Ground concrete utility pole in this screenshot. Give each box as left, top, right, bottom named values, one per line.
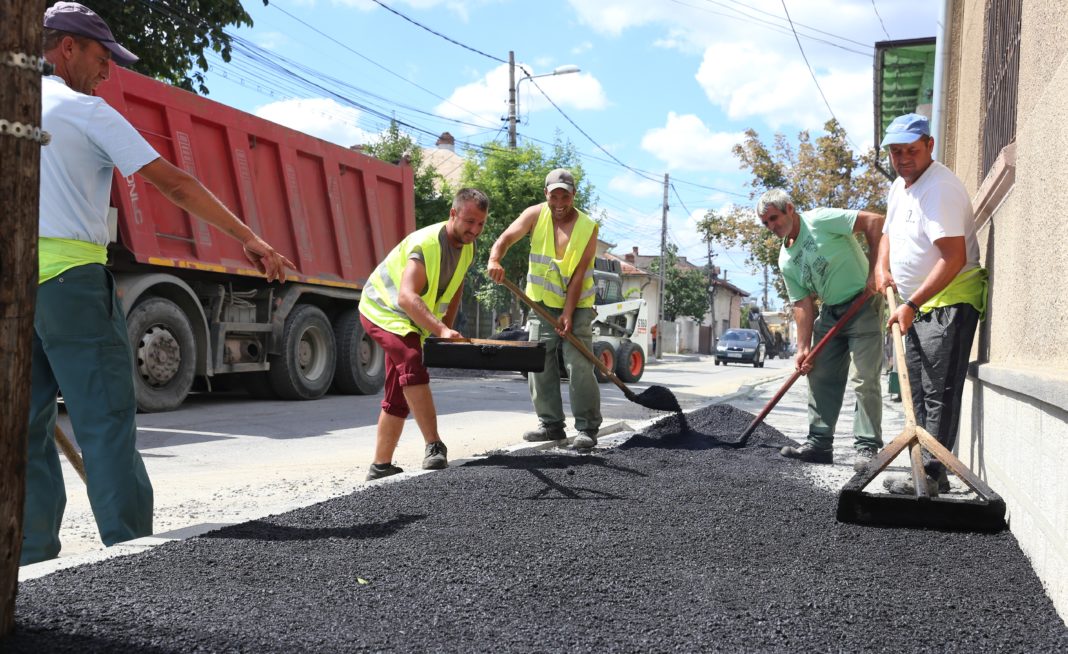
left=656, top=173, right=668, bottom=360
left=1, top=0, right=46, bottom=635
left=506, top=51, right=517, bottom=148
left=763, top=264, right=770, bottom=310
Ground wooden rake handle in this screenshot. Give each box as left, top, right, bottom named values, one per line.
left=737, top=288, right=873, bottom=445
left=55, top=424, right=87, bottom=484
left=499, top=277, right=638, bottom=402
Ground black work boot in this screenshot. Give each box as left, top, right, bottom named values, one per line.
left=780, top=442, right=833, bottom=464
left=522, top=424, right=567, bottom=442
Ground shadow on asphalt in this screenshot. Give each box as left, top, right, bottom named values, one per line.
left=200, top=514, right=426, bottom=542
left=465, top=452, right=646, bottom=501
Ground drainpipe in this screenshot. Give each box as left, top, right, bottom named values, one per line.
left=932, top=0, right=952, bottom=161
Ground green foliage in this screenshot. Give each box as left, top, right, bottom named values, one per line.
left=459, top=135, right=595, bottom=312
left=648, top=245, right=709, bottom=322
left=73, top=0, right=261, bottom=95
left=698, top=119, right=890, bottom=306
left=362, top=121, right=451, bottom=230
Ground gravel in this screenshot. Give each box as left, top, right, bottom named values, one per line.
left=6, top=403, right=1066, bottom=652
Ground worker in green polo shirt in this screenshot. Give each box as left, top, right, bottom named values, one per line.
left=757, top=188, right=886, bottom=472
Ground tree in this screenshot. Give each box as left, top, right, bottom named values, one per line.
left=362, top=121, right=452, bottom=230
left=649, top=245, right=709, bottom=322
left=70, top=0, right=261, bottom=94
left=458, top=135, right=595, bottom=314
left=698, top=119, right=889, bottom=306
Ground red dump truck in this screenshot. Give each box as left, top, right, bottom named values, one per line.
left=95, top=67, right=415, bottom=412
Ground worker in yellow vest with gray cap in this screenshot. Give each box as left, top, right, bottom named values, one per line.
left=359, top=188, right=489, bottom=480
left=488, top=169, right=601, bottom=449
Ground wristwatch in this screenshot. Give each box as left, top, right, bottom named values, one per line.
left=904, top=299, right=920, bottom=312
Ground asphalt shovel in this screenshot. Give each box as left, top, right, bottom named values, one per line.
left=500, top=277, right=681, bottom=413
left=835, top=288, right=1006, bottom=531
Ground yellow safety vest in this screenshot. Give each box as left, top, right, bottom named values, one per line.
left=525, top=204, right=596, bottom=309
left=359, top=221, right=473, bottom=338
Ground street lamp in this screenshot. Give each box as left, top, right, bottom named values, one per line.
left=506, top=51, right=580, bottom=148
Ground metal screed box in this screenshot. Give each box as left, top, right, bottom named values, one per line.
left=423, top=338, right=546, bottom=372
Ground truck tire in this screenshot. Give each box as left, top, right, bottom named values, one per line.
left=331, top=308, right=385, bottom=395
left=615, top=341, right=645, bottom=383
left=592, top=341, right=615, bottom=384
left=269, top=304, right=336, bottom=400
left=127, top=297, right=196, bottom=412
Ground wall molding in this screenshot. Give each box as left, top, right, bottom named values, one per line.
left=971, top=361, right=1068, bottom=414
left=973, top=142, right=1017, bottom=232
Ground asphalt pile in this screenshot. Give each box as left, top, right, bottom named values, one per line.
left=7, top=403, right=1067, bottom=652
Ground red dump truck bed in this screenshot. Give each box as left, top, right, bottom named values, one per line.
left=97, top=66, right=415, bottom=287
left=89, top=67, right=417, bottom=412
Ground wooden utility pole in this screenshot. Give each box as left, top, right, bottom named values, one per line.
left=1, top=0, right=46, bottom=635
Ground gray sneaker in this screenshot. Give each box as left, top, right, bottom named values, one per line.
left=423, top=440, right=448, bottom=470
left=853, top=447, right=879, bottom=473
left=366, top=462, right=403, bottom=481
left=573, top=431, right=598, bottom=450
left=522, top=425, right=567, bottom=442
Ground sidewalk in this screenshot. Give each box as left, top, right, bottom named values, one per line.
left=8, top=375, right=1066, bottom=651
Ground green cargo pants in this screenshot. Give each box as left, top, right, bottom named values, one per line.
left=22, top=264, right=153, bottom=565
left=805, top=294, right=884, bottom=452
left=527, top=305, right=602, bottom=433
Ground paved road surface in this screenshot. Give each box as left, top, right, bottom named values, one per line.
left=48, top=355, right=790, bottom=560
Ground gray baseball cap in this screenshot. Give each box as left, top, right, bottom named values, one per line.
left=44, top=2, right=138, bottom=66
left=545, top=168, right=575, bottom=193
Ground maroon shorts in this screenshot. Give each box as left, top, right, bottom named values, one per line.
left=360, top=313, right=430, bottom=418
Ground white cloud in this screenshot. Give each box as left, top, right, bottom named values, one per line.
left=640, top=113, right=745, bottom=172
left=254, top=98, right=376, bottom=147
left=608, top=172, right=662, bottom=199
left=695, top=42, right=873, bottom=149
left=435, top=62, right=607, bottom=134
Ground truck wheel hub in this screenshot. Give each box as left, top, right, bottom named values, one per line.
left=138, top=326, right=181, bottom=386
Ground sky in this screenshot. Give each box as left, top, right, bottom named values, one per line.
left=192, top=0, right=941, bottom=301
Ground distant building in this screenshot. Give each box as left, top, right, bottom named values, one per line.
left=421, top=131, right=465, bottom=191
left=605, top=246, right=749, bottom=354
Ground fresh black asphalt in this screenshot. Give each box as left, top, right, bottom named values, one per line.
left=6, top=404, right=1067, bottom=652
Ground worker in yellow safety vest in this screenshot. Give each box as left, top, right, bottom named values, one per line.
left=487, top=169, right=601, bottom=449
left=359, top=188, right=489, bottom=480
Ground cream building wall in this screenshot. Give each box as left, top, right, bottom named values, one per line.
left=941, top=0, right=1068, bottom=622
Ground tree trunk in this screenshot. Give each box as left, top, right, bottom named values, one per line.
left=0, top=0, right=45, bottom=636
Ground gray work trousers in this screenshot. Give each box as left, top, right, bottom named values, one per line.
left=527, top=305, right=602, bottom=433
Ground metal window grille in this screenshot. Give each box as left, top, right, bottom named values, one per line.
left=981, top=0, right=1022, bottom=178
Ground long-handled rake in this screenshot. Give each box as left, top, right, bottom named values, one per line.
left=835, top=288, right=1006, bottom=531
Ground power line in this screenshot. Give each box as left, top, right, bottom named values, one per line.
left=870, top=1, right=892, bottom=40
left=667, top=0, right=871, bottom=56
left=368, top=0, right=507, bottom=64
left=778, top=0, right=862, bottom=152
